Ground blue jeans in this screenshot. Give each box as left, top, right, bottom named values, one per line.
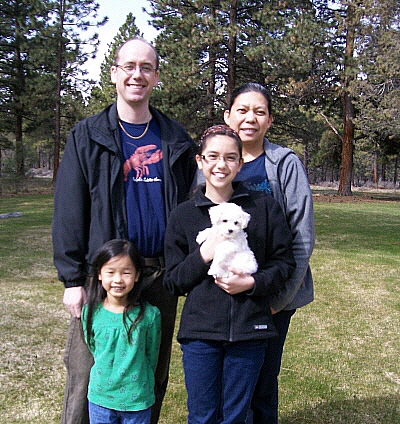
left=249, top=309, right=296, bottom=424
left=181, top=339, right=267, bottom=424
left=88, top=402, right=151, bottom=424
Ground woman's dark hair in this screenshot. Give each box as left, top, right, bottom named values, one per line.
left=228, top=82, right=272, bottom=116
left=198, top=124, right=242, bottom=158
left=84, top=239, right=145, bottom=349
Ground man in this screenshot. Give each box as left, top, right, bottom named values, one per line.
left=52, top=37, right=196, bottom=424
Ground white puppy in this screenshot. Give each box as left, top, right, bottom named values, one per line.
left=196, top=203, right=258, bottom=278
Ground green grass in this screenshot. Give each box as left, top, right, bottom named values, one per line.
left=0, top=194, right=399, bottom=423
left=0, top=194, right=65, bottom=423
left=279, top=201, right=400, bottom=423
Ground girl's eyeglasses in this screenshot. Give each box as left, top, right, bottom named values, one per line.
left=200, top=154, right=241, bottom=164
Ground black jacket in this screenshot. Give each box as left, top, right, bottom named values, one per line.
left=164, top=184, right=296, bottom=342
left=52, top=103, right=196, bottom=288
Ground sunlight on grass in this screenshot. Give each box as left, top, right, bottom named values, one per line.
left=277, top=201, right=400, bottom=423
left=0, top=194, right=399, bottom=423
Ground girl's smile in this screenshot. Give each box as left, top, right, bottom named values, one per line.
left=196, top=135, right=243, bottom=204
left=99, top=254, right=140, bottom=308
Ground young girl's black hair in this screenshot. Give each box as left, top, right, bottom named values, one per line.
left=84, top=239, right=145, bottom=349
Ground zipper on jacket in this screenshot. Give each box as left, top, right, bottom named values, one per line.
left=229, top=295, right=235, bottom=342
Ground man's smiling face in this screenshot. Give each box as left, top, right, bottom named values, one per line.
left=111, top=39, right=159, bottom=108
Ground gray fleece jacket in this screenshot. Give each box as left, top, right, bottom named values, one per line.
left=194, top=138, right=314, bottom=311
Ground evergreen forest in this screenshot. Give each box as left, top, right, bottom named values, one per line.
left=1, top=0, right=399, bottom=195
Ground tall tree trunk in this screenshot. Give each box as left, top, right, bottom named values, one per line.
left=206, top=4, right=217, bottom=128
left=53, top=36, right=62, bottom=182
left=226, top=0, right=237, bottom=107
left=14, top=21, right=25, bottom=177
left=15, top=112, right=24, bottom=176
left=53, top=2, right=65, bottom=183
left=338, top=5, right=356, bottom=196
left=339, top=92, right=354, bottom=195
left=373, top=149, right=378, bottom=185
left=53, top=33, right=62, bottom=182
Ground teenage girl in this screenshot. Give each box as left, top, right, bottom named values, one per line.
left=81, top=239, right=161, bottom=424
left=163, top=125, right=296, bottom=424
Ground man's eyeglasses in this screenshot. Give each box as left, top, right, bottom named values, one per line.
left=200, top=154, right=241, bottom=164
left=116, top=64, right=156, bottom=75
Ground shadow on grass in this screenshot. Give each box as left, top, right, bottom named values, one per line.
left=280, top=394, right=400, bottom=424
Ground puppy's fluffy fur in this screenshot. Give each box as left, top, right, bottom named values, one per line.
left=196, top=203, right=258, bottom=278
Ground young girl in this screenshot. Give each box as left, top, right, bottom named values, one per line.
left=81, top=239, right=161, bottom=424
left=164, top=125, right=296, bottom=423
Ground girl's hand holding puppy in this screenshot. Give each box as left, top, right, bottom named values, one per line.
left=199, top=228, right=256, bottom=295
left=199, top=227, right=227, bottom=264
left=214, top=268, right=255, bottom=295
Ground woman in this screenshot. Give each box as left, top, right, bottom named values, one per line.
left=223, top=82, right=315, bottom=424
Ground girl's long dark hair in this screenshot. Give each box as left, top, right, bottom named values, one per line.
left=84, top=239, right=145, bottom=349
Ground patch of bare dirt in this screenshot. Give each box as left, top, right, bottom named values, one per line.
left=314, top=194, right=382, bottom=203
left=312, top=186, right=400, bottom=203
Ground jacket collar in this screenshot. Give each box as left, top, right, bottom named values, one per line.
left=194, top=182, right=251, bottom=207
left=89, top=104, right=120, bottom=153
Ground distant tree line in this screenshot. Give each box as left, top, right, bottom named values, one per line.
left=1, top=0, right=399, bottom=195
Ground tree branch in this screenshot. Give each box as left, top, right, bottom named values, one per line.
left=320, top=112, right=343, bottom=142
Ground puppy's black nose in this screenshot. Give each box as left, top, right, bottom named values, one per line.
left=228, top=229, right=233, bottom=233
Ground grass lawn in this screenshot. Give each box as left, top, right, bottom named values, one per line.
left=0, top=191, right=399, bottom=423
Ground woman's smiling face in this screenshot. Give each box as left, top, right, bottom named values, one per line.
left=224, top=91, right=273, bottom=147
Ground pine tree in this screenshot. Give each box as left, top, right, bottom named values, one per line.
left=47, top=0, right=107, bottom=180
left=95, top=0, right=399, bottom=189
left=350, top=0, right=400, bottom=185
left=0, top=0, right=48, bottom=175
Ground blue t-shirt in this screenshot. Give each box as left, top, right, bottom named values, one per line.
left=120, top=119, right=165, bottom=257
left=234, top=153, right=273, bottom=196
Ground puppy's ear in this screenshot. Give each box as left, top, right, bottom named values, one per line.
left=209, top=204, right=223, bottom=225
left=239, top=210, right=251, bottom=229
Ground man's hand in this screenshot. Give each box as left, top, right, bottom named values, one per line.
left=63, top=286, right=86, bottom=318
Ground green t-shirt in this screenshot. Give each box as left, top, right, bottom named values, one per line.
left=81, top=302, right=161, bottom=411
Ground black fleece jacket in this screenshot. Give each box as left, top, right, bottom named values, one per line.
left=164, top=183, right=296, bottom=342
